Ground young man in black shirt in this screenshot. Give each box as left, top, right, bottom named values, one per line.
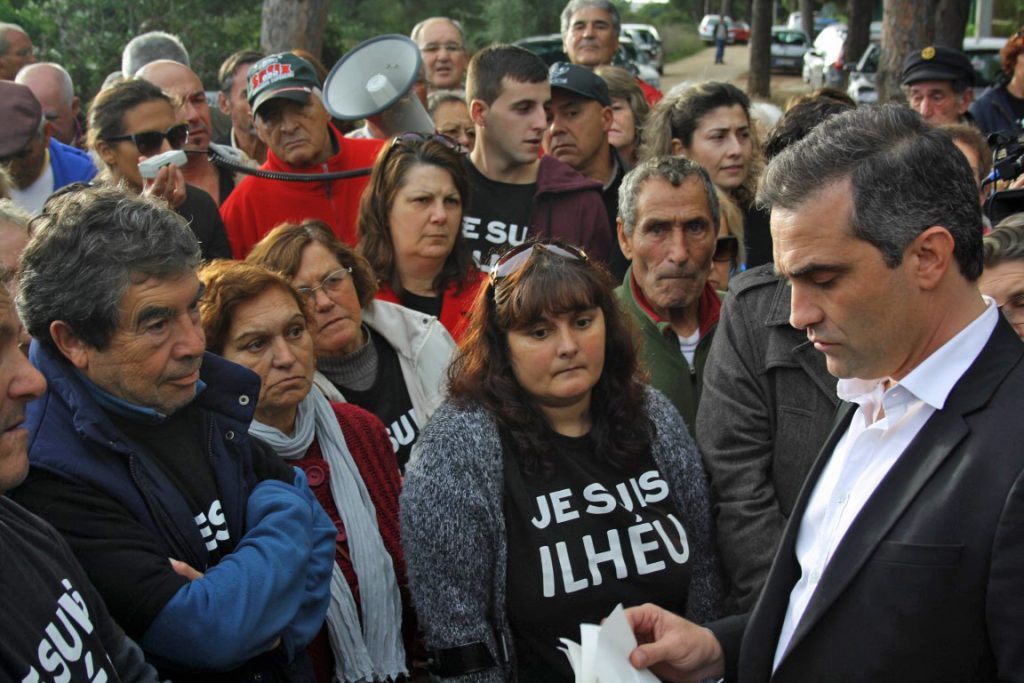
left=463, top=44, right=611, bottom=270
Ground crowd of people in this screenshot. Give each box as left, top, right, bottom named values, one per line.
left=0, top=3, right=1023, bottom=682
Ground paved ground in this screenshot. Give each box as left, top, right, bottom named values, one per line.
left=661, top=43, right=812, bottom=107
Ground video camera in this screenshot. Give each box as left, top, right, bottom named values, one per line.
left=984, top=124, right=1024, bottom=224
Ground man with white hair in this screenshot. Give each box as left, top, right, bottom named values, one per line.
left=121, top=30, right=189, bottom=77
left=412, top=17, right=468, bottom=90
left=219, top=53, right=382, bottom=257
left=16, top=62, right=81, bottom=147
left=0, top=23, right=35, bottom=81
left=559, top=0, right=661, bottom=105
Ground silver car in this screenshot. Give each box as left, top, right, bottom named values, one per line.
left=771, top=27, right=810, bottom=74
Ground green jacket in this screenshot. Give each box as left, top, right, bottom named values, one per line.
left=615, top=265, right=721, bottom=435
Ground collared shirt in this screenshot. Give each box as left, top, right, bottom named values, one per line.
left=772, top=296, right=998, bottom=671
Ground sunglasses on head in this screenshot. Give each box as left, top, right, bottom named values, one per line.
left=103, top=123, right=189, bottom=158
left=490, top=241, right=588, bottom=285
left=389, top=131, right=465, bottom=155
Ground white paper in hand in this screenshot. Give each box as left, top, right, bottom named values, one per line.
left=559, top=604, right=661, bottom=683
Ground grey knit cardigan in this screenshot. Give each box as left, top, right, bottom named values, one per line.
left=400, top=386, right=723, bottom=682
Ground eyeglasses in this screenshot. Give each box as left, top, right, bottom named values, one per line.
left=998, top=293, right=1024, bottom=326
left=421, top=42, right=463, bottom=54
left=103, top=123, right=189, bottom=157
left=296, top=267, right=353, bottom=300
left=490, top=242, right=588, bottom=285
left=713, top=235, right=739, bottom=263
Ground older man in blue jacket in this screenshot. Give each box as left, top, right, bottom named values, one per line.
left=12, top=185, right=335, bottom=681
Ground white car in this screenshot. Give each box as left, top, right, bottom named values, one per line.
left=771, top=27, right=810, bottom=74
left=622, top=23, right=664, bottom=74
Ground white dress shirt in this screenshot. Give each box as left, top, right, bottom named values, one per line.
left=772, top=297, right=998, bottom=671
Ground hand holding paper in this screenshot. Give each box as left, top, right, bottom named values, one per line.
left=559, top=604, right=661, bottom=683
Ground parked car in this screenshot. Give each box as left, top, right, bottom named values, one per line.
left=846, top=35, right=1008, bottom=106
left=512, top=33, right=568, bottom=67
left=699, top=15, right=736, bottom=44
left=771, top=27, right=810, bottom=74
left=802, top=23, right=847, bottom=88
left=618, top=37, right=661, bottom=89
left=622, top=23, right=664, bottom=74
left=786, top=11, right=839, bottom=36
left=731, top=20, right=751, bottom=44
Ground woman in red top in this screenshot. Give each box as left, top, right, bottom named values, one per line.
left=198, top=260, right=414, bottom=683
left=358, top=133, right=484, bottom=341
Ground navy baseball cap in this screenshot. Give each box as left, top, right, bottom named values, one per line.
left=549, top=62, right=611, bottom=107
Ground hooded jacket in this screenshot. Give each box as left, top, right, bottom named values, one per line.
left=528, top=155, right=612, bottom=262
left=220, top=123, right=382, bottom=258
left=970, top=81, right=1021, bottom=139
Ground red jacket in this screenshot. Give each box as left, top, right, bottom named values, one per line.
left=220, top=124, right=383, bottom=258
left=637, top=76, right=663, bottom=106
left=530, top=155, right=612, bottom=262
left=375, top=269, right=486, bottom=342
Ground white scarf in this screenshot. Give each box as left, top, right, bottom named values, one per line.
left=250, top=386, right=407, bottom=682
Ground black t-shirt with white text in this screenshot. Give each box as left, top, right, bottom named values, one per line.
left=0, top=497, right=124, bottom=683
left=111, top=403, right=235, bottom=565
left=502, top=432, right=693, bottom=682
left=461, top=158, right=537, bottom=272
left=341, top=328, right=419, bottom=471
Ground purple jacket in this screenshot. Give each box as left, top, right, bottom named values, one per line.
left=529, top=155, right=612, bottom=262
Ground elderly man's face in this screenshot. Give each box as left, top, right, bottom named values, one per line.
left=254, top=95, right=333, bottom=167
left=618, top=176, right=717, bottom=319
left=0, top=30, right=35, bottom=81
left=140, top=61, right=213, bottom=153
left=906, top=80, right=971, bottom=126
left=0, top=288, right=46, bottom=492
left=544, top=90, right=612, bottom=180
left=773, top=179, right=924, bottom=380
left=417, top=19, right=467, bottom=90
left=67, top=272, right=206, bottom=415
left=19, top=66, right=79, bottom=146
left=564, top=7, right=619, bottom=68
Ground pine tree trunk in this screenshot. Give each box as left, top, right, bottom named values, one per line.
left=260, top=0, right=329, bottom=57
left=877, top=0, right=932, bottom=105
left=843, top=0, right=874, bottom=90
left=934, top=0, right=971, bottom=48
left=747, top=0, right=773, bottom=97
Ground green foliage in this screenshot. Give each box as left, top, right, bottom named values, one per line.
left=1, top=0, right=260, bottom=103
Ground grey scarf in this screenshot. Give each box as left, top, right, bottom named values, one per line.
left=250, top=387, right=407, bottom=682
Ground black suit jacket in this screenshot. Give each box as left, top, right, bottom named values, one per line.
left=710, top=316, right=1024, bottom=682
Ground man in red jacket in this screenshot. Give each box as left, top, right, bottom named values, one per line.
left=220, top=53, right=382, bottom=258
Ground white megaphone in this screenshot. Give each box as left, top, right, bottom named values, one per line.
left=323, top=34, right=435, bottom=137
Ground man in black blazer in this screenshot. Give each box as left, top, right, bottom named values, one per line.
left=624, top=105, right=1024, bottom=682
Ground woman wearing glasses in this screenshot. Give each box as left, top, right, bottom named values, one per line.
left=401, top=242, right=721, bottom=682
left=358, top=133, right=484, bottom=341
left=248, top=219, right=455, bottom=471
left=87, top=78, right=231, bottom=260
left=197, top=260, right=415, bottom=683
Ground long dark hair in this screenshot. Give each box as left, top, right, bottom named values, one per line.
left=358, top=136, right=474, bottom=297
left=448, top=242, right=652, bottom=474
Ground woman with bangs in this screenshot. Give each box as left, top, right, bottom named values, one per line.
left=400, top=242, right=721, bottom=682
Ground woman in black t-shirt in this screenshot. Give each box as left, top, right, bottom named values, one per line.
left=401, top=242, right=723, bottom=682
